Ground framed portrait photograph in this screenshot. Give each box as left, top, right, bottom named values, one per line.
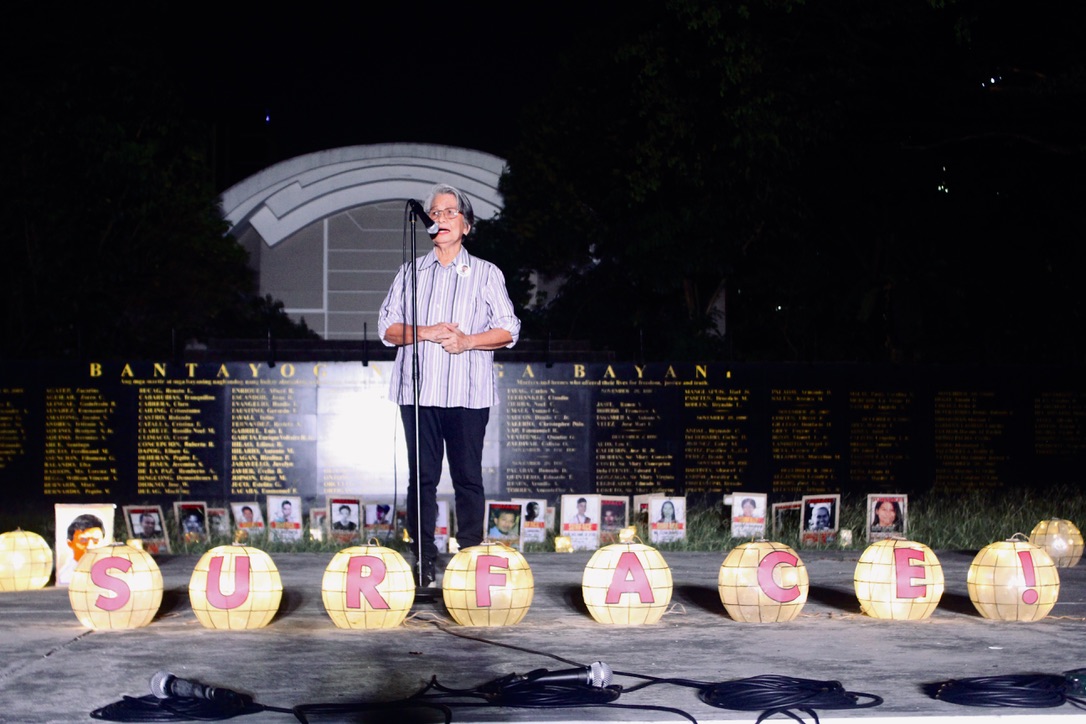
left=207, top=507, right=231, bottom=539
left=485, top=500, right=523, bottom=548
left=800, top=494, right=840, bottom=546
left=771, top=500, right=803, bottom=539
left=123, top=504, right=170, bottom=554
left=310, top=508, right=328, bottom=542
left=560, top=494, right=600, bottom=551
left=633, top=494, right=653, bottom=525
left=55, top=503, right=115, bottom=586
left=363, top=502, right=394, bottom=542
left=649, top=495, right=686, bottom=544
left=328, top=496, right=362, bottom=544
left=729, top=492, right=767, bottom=539
left=174, top=501, right=209, bottom=544
left=599, top=496, right=629, bottom=545
left=267, top=494, right=302, bottom=542
left=867, top=493, right=908, bottom=542
left=435, top=499, right=450, bottom=553
left=231, top=501, right=265, bottom=540
left=512, top=498, right=548, bottom=544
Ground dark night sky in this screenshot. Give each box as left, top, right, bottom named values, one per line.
left=49, top=5, right=609, bottom=188
left=6, top=4, right=611, bottom=189
left=7, top=3, right=1083, bottom=189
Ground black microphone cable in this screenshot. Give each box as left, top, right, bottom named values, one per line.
left=931, top=670, right=1086, bottom=710
left=292, top=669, right=699, bottom=724
left=609, top=670, right=883, bottom=724
left=91, top=671, right=294, bottom=722
left=90, top=693, right=292, bottom=722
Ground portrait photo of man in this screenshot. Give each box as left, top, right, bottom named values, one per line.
left=123, top=504, right=171, bottom=554
left=54, top=503, right=114, bottom=586
left=268, top=495, right=302, bottom=542
left=230, top=501, right=265, bottom=541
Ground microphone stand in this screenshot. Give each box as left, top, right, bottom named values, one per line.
left=407, top=204, right=439, bottom=600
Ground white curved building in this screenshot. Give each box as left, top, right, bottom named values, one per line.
left=220, top=143, right=506, bottom=340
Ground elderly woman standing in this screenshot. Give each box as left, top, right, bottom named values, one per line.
left=378, top=183, right=520, bottom=587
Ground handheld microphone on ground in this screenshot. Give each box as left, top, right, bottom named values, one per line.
left=408, top=199, right=439, bottom=234
left=524, top=661, right=614, bottom=688
left=149, top=670, right=252, bottom=705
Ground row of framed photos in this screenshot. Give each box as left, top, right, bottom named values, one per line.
left=51, top=491, right=910, bottom=588
left=118, top=492, right=908, bottom=553
left=117, top=496, right=406, bottom=554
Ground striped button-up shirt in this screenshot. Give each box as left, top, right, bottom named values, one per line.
left=377, top=247, right=520, bottom=408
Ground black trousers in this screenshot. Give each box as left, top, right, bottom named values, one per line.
left=399, top=405, right=490, bottom=563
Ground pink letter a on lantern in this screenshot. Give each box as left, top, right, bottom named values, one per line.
left=605, top=551, right=655, bottom=604
left=346, top=555, right=390, bottom=610
left=757, top=550, right=802, bottom=603
left=894, top=547, right=927, bottom=598
left=205, top=555, right=250, bottom=609
left=475, top=555, right=509, bottom=607
left=91, top=557, right=133, bottom=612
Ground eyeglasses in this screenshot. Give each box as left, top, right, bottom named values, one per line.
left=428, top=208, right=461, bottom=220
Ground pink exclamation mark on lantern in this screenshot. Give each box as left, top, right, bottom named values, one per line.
left=1017, top=550, right=1039, bottom=605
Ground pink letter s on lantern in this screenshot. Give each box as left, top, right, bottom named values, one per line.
left=346, top=555, right=390, bottom=610
left=475, top=555, right=509, bottom=607
left=894, top=547, right=927, bottom=598
left=605, top=551, right=655, bottom=604
left=205, top=555, right=250, bottom=609
left=91, top=557, right=133, bottom=612
left=757, top=550, right=801, bottom=603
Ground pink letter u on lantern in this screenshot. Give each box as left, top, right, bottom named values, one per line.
left=205, top=556, right=250, bottom=609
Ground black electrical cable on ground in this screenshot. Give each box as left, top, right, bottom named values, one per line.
left=90, top=694, right=293, bottom=722
left=932, top=673, right=1086, bottom=710
left=613, top=670, right=883, bottom=724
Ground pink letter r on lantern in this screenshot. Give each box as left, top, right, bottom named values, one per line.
left=475, top=555, right=509, bottom=607
left=894, top=547, right=927, bottom=598
left=757, top=550, right=802, bottom=603
left=205, top=555, right=250, bottom=609
left=91, top=556, right=133, bottom=612
left=605, top=551, right=655, bottom=604
left=346, top=555, right=390, bottom=610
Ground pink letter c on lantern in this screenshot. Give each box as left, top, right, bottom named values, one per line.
left=757, top=550, right=801, bottom=603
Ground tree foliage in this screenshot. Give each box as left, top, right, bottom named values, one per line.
left=473, top=0, right=1086, bottom=363
left=0, top=49, right=312, bottom=359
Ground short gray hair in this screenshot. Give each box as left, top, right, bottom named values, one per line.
left=425, top=183, right=475, bottom=230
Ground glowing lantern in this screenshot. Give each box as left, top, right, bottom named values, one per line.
left=853, top=539, right=944, bottom=620
left=718, top=541, right=809, bottom=623
left=582, top=542, right=672, bottom=625
left=322, top=544, right=415, bottom=629
left=1029, top=519, right=1084, bottom=568
left=68, top=543, right=163, bottom=629
left=968, top=538, right=1060, bottom=621
left=189, top=544, right=282, bottom=629
left=442, top=543, right=534, bottom=626
left=0, top=529, right=53, bottom=591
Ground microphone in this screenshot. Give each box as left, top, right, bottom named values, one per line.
left=408, top=199, right=439, bottom=234
left=149, top=671, right=252, bottom=705
left=526, top=661, right=614, bottom=688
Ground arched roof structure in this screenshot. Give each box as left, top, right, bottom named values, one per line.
left=218, top=144, right=507, bottom=340
left=222, top=143, right=506, bottom=246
